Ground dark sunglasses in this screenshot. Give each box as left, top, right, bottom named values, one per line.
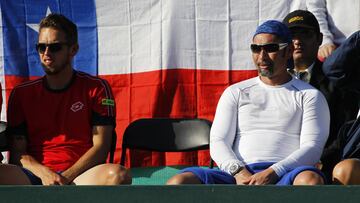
left=250, top=43, right=288, bottom=53
left=36, top=42, right=68, bottom=54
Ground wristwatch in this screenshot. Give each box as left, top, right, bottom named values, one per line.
left=229, top=163, right=244, bottom=176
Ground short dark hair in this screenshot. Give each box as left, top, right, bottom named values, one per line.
left=39, top=13, right=78, bottom=45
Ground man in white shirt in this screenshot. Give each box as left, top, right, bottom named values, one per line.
left=167, top=20, right=330, bottom=185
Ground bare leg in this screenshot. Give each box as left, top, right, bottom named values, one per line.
left=332, top=158, right=360, bottom=185
left=293, top=170, right=324, bottom=185
left=0, top=164, right=32, bottom=185
left=166, top=172, right=202, bottom=185
left=72, top=164, right=131, bottom=185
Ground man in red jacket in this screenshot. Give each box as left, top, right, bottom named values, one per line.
left=0, top=14, right=131, bottom=185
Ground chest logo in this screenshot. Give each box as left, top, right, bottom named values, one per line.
left=71, top=101, right=84, bottom=112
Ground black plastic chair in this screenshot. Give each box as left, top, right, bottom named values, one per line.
left=120, top=118, right=213, bottom=168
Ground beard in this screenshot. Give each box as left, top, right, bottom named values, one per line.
left=41, top=59, right=69, bottom=75
left=257, top=62, right=274, bottom=78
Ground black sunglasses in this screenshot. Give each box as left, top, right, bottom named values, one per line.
left=36, top=42, right=68, bottom=54
left=250, top=43, right=288, bottom=53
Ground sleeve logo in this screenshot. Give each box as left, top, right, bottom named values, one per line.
left=102, top=99, right=115, bottom=106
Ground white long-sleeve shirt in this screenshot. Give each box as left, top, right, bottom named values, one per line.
left=210, top=76, right=330, bottom=177
left=307, top=0, right=360, bottom=46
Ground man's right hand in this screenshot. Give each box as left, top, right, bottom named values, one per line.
left=38, top=167, right=69, bottom=185
left=318, top=43, right=337, bottom=60
left=234, top=168, right=253, bottom=185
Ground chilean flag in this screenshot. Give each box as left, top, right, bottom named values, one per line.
left=0, top=0, right=304, bottom=166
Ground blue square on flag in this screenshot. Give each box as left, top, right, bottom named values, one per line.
left=1, top=0, right=97, bottom=77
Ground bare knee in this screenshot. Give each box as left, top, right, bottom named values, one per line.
left=333, top=158, right=360, bottom=185
left=105, top=164, right=132, bottom=185
left=166, top=172, right=201, bottom=185
left=293, top=170, right=324, bottom=185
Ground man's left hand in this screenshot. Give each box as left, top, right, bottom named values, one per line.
left=248, top=168, right=279, bottom=185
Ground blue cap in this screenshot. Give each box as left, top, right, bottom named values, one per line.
left=253, top=20, right=292, bottom=43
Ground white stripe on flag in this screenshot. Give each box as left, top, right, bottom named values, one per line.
left=96, top=0, right=163, bottom=75
left=95, top=0, right=306, bottom=75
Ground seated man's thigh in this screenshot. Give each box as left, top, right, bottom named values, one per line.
left=167, top=172, right=202, bottom=185
left=72, top=163, right=131, bottom=185
left=178, top=167, right=236, bottom=184
left=0, top=164, right=32, bottom=185
left=278, top=166, right=325, bottom=185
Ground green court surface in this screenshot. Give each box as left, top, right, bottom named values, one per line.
left=131, top=166, right=200, bottom=185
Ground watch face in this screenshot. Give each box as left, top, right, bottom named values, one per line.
left=230, top=163, right=240, bottom=174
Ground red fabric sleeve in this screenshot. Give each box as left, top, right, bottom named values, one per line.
left=92, top=79, right=116, bottom=120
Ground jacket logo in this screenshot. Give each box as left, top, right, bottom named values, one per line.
left=71, top=101, right=84, bottom=112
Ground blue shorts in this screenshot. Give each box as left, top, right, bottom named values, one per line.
left=21, top=168, right=63, bottom=185
left=180, top=162, right=325, bottom=185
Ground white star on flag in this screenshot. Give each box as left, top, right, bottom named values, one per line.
left=26, top=7, right=52, bottom=33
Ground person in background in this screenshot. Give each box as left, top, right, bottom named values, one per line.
left=322, top=30, right=360, bottom=184
left=283, top=10, right=359, bottom=184
left=307, top=0, right=360, bottom=59
left=167, top=20, right=330, bottom=186
left=0, top=14, right=131, bottom=185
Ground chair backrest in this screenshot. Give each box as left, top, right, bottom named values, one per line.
left=0, top=121, right=8, bottom=151
left=120, top=118, right=212, bottom=166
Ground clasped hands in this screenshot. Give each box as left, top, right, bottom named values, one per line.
left=39, top=167, right=72, bottom=185
left=234, top=167, right=279, bottom=185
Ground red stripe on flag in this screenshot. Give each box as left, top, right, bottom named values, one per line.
left=101, top=69, right=257, bottom=167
